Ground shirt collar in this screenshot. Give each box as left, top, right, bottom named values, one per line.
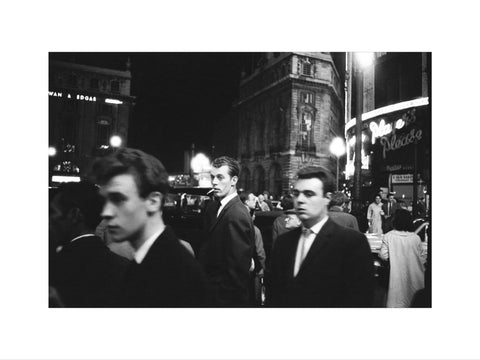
left=70, top=233, right=96, bottom=243
left=220, top=191, right=237, bottom=208
left=56, top=233, right=95, bottom=253
left=134, top=226, right=165, bottom=264
left=303, top=215, right=329, bottom=235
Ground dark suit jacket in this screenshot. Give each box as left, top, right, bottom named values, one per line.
left=119, top=226, right=211, bottom=307
left=266, top=218, right=374, bottom=307
left=199, top=195, right=254, bottom=306
left=382, top=200, right=399, bottom=218
left=51, top=235, right=129, bottom=307
left=328, top=206, right=360, bottom=231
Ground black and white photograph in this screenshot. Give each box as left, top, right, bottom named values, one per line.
left=2, top=1, right=480, bottom=359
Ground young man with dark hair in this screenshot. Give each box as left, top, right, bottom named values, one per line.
left=266, top=166, right=374, bottom=307
left=49, top=181, right=129, bottom=307
left=199, top=156, right=254, bottom=306
left=91, top=148, right=210, bottom=307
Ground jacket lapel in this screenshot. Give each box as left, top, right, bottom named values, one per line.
left=209, top=195, right=239, bottom=232
left=287, top=227, right=303, bottom=280
left=296, top=218, right=335, bottom=276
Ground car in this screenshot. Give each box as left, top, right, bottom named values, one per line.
left=163, top=187, right=214, bottom=256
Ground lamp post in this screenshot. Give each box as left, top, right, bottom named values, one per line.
left=329, top=137, right=346, bottom=191
left=352, top=52, right=374, bottom=211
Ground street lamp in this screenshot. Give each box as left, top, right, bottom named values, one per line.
left=329, top=137, right=346, bottom=191
left=48, top=146, right=57, bottom=157
left=110, top=135, right=122, bottom=148
left=352, top=52, right=374, bottom=211
left=191, top=153, right=212, bottom=187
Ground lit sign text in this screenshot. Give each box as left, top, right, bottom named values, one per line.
left=49, top=91, right=96, bottom=102
left=380, top=128, right=423, bottom=159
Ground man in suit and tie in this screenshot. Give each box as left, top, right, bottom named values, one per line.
left=266, top=166, right=374, bottom=307
left=91, top=147, right=211, bottom=307
left=382, top=192, right=399, bottom=233
left=199, top=156, right=255, bottom=306
left=49, top=181, right=129, bottom=307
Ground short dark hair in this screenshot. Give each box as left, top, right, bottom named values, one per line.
left=329, top=191, right=347, bottom=207
left=238, top=191, right=248, bottom=203
left=211, top=156, right=240, bottom=178
left=280, top=194, right=294, bottom=211
left=55, top=181, right=103, bottom=230
left=392, top=209, right=414, bottom=232
left=296, top=166, right=335, bottom=195
left=90, top=148, right=169, bottom=198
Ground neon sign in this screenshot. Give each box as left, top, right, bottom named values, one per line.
left=380, top=128, right=423, bottom=159
left=49, top=91, right=96, bottom=102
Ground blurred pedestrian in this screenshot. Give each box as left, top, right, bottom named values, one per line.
left=271, top=194, right=301, bottom=250
left=262, top=190, right=274, bottom=210
left=239, top=192, right=267, bottom=306
left=199, top=156, right=255, bottom=306
left=382, top=192, right=399, bottom=233
left=267, top=166, right=374, bottom=307
left=245, top=193, right=259, bottom=211
left=257, top=194, right=271, bottom=212
left=379, top=209, right=427, bottom=307
left=91, top=148, right=211, bottom=307
left=328, top=191, right=359, bottom=231
left=367, top=195, right=384, bottom=234
left=49, top=181, right=129, bottom=307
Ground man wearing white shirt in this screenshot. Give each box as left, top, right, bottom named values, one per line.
left=267, top=166, right=374, bottom=307
left=92, top=148, right=210, bottom=307
left=199, top=156, right=254, bottom=306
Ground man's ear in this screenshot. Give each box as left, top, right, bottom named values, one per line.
left=231, top=175, right=238, bottom=186
left=146, top=191, right=163, bottom=213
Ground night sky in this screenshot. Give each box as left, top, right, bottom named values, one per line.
left=50, top=52, right=253, bottom=173
left=50, top=52, right=344, bottom=173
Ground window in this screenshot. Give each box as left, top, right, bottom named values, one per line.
left=111, top=80, right=120, bottom=93
left=301, top=92, right=314, bottom=104
left=90, top=78, right=99, bottom=89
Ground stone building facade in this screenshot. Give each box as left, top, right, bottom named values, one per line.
left=232, top=52, right=344, bottom=197
left=49, top=60, right=134, bottom=183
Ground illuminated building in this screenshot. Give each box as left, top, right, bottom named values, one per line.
left=48, top=59, right=135, bottom=184
left=345, top=52, right=431, bottom=214
left=230, top=52, right=344, bottom=197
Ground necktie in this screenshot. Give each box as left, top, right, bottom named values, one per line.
left=388, top=202, right=391, bottom=216
left=294, top=227, right=312, bottom=276
left=300, top=227, right=312, bottom=263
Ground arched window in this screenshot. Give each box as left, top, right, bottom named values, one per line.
left=269, top=163, right=283, bottom=198
left=253, top=165, right=265, bottom=194
left=239, top=167, right=251, bottom=192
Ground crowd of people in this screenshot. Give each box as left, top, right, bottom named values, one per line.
left=49, top=147, right=429, bottom=308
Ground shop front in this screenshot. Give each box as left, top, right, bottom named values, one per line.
left=345, top=97, right=431, bottom=217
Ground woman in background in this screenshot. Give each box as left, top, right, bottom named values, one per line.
left=367, top=195, right=384, bottom=234
left=379, top=209, right=427, bottom=307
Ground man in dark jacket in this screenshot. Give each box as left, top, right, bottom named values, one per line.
left=49, top=181, right=129, bottom=307
left=266, top=166, right=374, bottom=307
left=199, top=156, right=254, bottom=306
left=328, top=191, right=360, bottom=231
left=91, top=148, right=211, bottom=307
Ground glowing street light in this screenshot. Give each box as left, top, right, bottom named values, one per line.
left=110, top=135, right=122, bottom=148
left=48, top=146, right=57, bottom=157
left=191, top=153, right=212, bottom=187
left=355, top=52, right=374, bottom=68
left=330, top=137, right=346, bottom=191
